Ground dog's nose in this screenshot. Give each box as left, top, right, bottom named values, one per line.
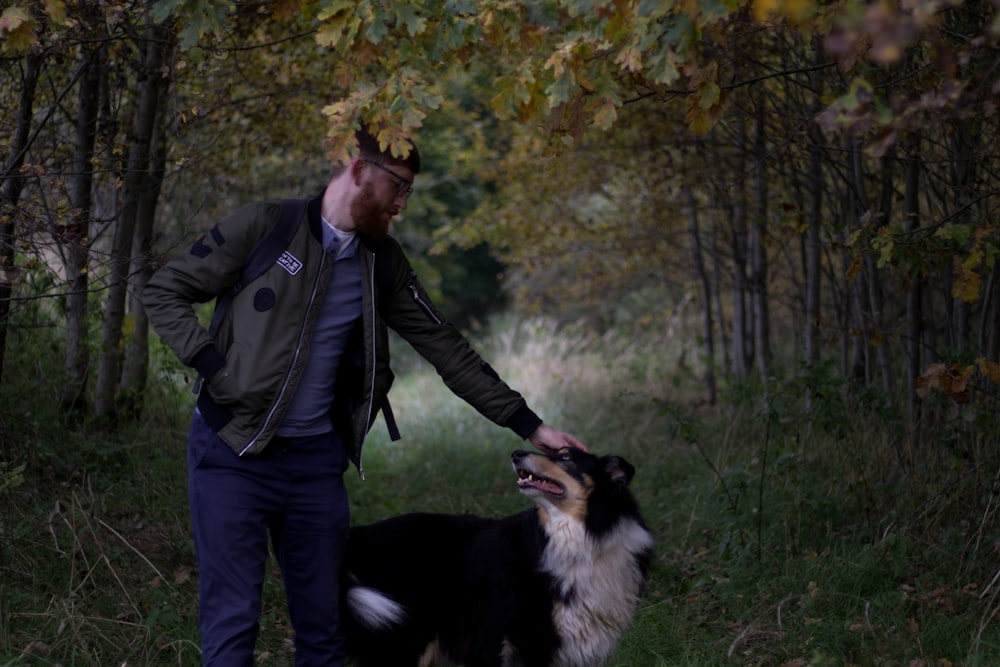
left=511, top=450, right=530, bottom=462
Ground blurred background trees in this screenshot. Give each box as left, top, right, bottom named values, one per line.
left=3, top=4, right=999, bottom=662
left=1, top=0, right=998, bottom=432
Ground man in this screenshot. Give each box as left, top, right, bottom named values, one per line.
left=143, top=126, right=586, bottom=666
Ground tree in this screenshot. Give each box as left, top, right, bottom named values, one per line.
left=2, top=0, right=998, bottom=432
left=93, top=21, right=173, bottom=419
left=60, top=1, right=104, bottom=413
left=0, top=5, right=45, bottom=394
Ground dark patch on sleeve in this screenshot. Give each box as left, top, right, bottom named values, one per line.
left=253, top=287, right=276, bottom=312
left=210, top=224, right=225, bottom=246
left=190, top=236, right=212, bottom=258
left=191, top=225, right=225, bottom=258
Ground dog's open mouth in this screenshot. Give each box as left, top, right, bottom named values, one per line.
left=516, top=468, right=566, bottom=496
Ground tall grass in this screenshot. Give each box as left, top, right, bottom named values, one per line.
left=2, top=314, right=999, bottom=665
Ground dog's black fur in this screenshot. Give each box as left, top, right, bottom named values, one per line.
left=341, top=447, right=654, bottom=667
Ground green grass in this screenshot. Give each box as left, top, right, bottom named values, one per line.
left=2, top=317, right=999, bottom=666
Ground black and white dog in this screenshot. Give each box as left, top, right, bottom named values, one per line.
left=341, top=447, right=654, bottom=667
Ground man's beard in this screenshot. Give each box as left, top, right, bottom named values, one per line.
left=351, top=181, right=391, bottom=238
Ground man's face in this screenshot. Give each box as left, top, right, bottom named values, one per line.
left=352, top=160, right=414, bottom=238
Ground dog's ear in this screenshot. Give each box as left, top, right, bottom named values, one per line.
left=603, top=455, right=635, bottom=486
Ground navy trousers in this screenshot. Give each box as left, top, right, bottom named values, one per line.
left=187, top=411, right=350, bottom=666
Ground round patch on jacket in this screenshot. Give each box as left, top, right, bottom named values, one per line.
left=253, top=287, right=276, bottom=312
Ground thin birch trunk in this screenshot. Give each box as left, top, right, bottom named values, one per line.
left=119, top=109, right=169, bottom=417
left=60, top=25, right=103, bottom=413
left=847, top=138, right=869, bottom=383
left=94, top=24, right=170, bottom=418
left=685, top=186, right=717, bottom=405
left=750, top=100, right=771, bottom=384
left=730, top=115, right=752, bottom=379
left=903, top=135, right=922, bottom=427
left=804, top=49, right=824, bottom=389
left=0, top=49, right=43, bottom=392
left=870, top=153, right=894, bottom=396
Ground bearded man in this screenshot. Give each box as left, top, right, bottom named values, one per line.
left=142, top=125, right=586, bottom=666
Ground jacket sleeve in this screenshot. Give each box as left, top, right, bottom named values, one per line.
left=142, top=202, right=278, bottom=378
left=379, top=240, right=543, bottom=439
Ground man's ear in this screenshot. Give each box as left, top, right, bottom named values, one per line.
left=349, top=157, right=367, bottom=185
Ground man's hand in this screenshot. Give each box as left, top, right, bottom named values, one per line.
left=528, top=424, right=588, bottom=453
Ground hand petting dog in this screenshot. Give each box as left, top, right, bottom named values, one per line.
left=529, top=423, right=589, bottom=453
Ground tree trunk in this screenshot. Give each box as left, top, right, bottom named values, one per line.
left=711, top=216, right=730, bottom=374
left=119, top=109, right=170, bottom=417
left=984, top=263, right=1000, bottom=364
left=60, top=25, right=104, bottom=414
left=804, top=162, right=823, bottom=392
left=93, top=24, right=170, bottom=419
left=846, top=138, right=870, bottom=383
left=730, top=116, right=752, bottom=379
left=804, top=58, right=823, bottom=392
left=685, top=186, right=717, bottom=405
left=949, top=119, right=976, bottom=357
left=903, top=135, right=922, bottom=427
left=749, top=100, right=771, bottom=383
left=0, top=50, right=43, bottom=393
left=869, top=153, right=895, bottom=396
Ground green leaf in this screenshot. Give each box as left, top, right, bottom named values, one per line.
left=546, top=69, right=576, bottom=107
left=393, top=4, right=426, bottom=37
left=150, top=0, right=181, bottom=21
left=0, top=6, right=36, bottom=53
left=698, top=82, right=721, bottom=110
left=491, top=75, right=533, bottom=118
left=316, top=3, right=359, bottom=47
left=936, top=224, right=971, bottom=245
left=876, top=239, right=894, bottom=268
left=592, top=97, right=618, bottom=129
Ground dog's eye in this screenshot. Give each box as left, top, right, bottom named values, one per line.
left=559, top=450, right=572, bottom=461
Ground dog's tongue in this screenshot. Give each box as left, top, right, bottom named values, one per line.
left=518, top=475, right=563, bottom=496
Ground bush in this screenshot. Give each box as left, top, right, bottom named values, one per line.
left=2, top=315, right=998, bottom=665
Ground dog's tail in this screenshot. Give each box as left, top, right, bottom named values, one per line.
left=346, top=585, right=407, bottom=630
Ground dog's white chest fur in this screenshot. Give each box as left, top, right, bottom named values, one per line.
left=540, top=511, right=653, bottom=667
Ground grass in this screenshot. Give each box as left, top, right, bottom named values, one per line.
left=2, top=316, right=999, bottom=665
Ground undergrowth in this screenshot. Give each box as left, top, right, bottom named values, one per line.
left=1, top=316, right=999, bottom=665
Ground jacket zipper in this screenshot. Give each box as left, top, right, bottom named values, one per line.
left=408, top=271, right=443, bottom=324
left=357, top=252, right=378, bottom=480
left=239, top=252, right=328, bottom=456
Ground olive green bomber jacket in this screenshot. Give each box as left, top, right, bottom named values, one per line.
left=142, top=194, right=542, bottom=474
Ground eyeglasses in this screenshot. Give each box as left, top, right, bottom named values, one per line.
left=364, top=159, right=414, bottom=198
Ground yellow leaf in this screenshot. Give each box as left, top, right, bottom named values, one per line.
left=698, top=82, right=721, bottom=110
left=786, top=0, right=817, bottom=24
left=951, top=364, right=973, bottom=395
left=42, top=0, right=67, bottom=25
left=686, top=105, right=712, bottom=135
left=753, top=0, right=779, bottom=21
left=315, top=0, right=358, bottom=49
left=0, top=7, right=36, bottom=53
left=915, top=362, right=945, bottom=398
left=592, top=97, right=617, bottom=130
left=951, top=257, right=981, bottom=303
left=845, top=254, right=862, bottom=282
left=976, top=358, right=1000, bottom=383
left=544, top=49, right=566, bottom=77
left=615, top=46, right=642, bottom=73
